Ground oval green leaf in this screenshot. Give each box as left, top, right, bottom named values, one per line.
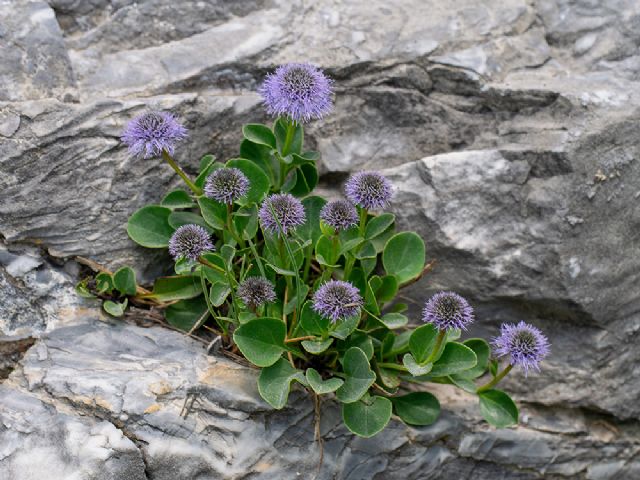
left=242, top=124, right=276, bottom=149
left=409, top=324, right=438, bottom=364
left=233, top=317, right=286, bottom=367
left=258, top=358, right=306, bottom=409
left=430, top=342, right=477, bottom=377
left=392, top=392, right=440, bottom=426
left=127, top=205, right=174, bottom=248
left=305, top=368, right=344, bottom=394
left=336, top=347, right=376, bottom=403
left=478, top=389, right=519, bottom=428
left=342, top=396, right=392, bottom=438
left=382, top=232, right=425, bottom=284
left=113, top=266, right=137, bottom=296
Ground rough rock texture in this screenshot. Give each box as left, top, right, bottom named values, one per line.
left=1, top=0, right=639, bottom=478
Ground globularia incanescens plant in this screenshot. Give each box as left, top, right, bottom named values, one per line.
left=77, top=62, right=550, bottom=437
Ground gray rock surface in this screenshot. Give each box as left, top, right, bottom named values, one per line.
left=1, top=0, right=639, bottom=478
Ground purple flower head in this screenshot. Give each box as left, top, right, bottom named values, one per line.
left=259, top=63, right=333, bottom=123
left=492, top=321, right=550, bottom=375
left=237, top=277, right=276, bottom=309
left=344, top=171, right=393, bottom=210
left=259, top=193, right=306, bottom=236
left=312, top=280, right=363, bottom=323
left=121, top=111, right=187, bottom=158
left=320, top=200, right=359, bottom=232
left=204, top=167, right=250, bottom=205
left=168, top=224, right=214, bottom=261
left=422, top=291, right=474, bottom=331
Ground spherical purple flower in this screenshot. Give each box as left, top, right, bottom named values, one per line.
left=344, top=172, right=393, bottom=210
left=259, top=193, right=306, bottom=235
left=259, top=63, right=333, bottom=123
left=237, top=277, right=276, bottom=309
left=492, top=321, right=550, bottom=375
left=168, top=224, right=214, bottom=261
left=422, top=291, right=474, bottom=331
left=320, top=200, right=359, bottom=232
left=204, top=167, right=250, bottom=204
left=121, top=111, right=187, bottom=159
left=312, top=280, right=363, bottom=323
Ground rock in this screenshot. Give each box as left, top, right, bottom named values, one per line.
left=0, top=384, right=146, bottom=479
left=3, top=318, right=640, bottom=479
left=0, top=0, right=639, bottom=476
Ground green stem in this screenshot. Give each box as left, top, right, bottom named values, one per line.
left=477, top=364, right=513, bottom=393
left=246, top=237, right=266, bottom=277
left=358, top=208, right=368, bottom=237
left=377, top=362, right=409, bottom=372
left=197, top=256, right=226, bottom=274
left=200, top=270, right=228, bottom=337
left=226, top=204, right=245, bottom=247
left=281, top=119, right=296, bottom=157
left=343, top=254, right=355, bottom=280
left=423, top=330, right=447, bottom=364
left=161, top=150, right=202, bottom=195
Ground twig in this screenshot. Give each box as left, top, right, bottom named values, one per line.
left=399, top=260, right=436, bottom=289
left=75, top=255, right=154, bottom=296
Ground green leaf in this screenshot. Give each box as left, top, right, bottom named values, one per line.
left=298, top=196, right=327, bottom=244
left=391, top=392, right=440, bottom=426
left=258, top=358, right=306, bottom=409
left=330, top=315, right=359, bottom=340
left=198, top=197, right=226, bottom=230
left=147, top=275, right=202, bottom=301
left=299, top=301, right=330, bottom=336
left=336, top=347, right=376, bottom=403
left=478, top=389, right=519, bottom=428
left=209, top=282, right=231, bottom=307
left=342, top=396, right=392, bottom=438
left=233, top=317, right=286, bottom=367
left=226, top=158, right=270, bottom=205
left=409, top=324, right=438, bottom=364
left=75, top=280, right=96, bottom=298
left=242, top=124, right=276, bottom=149
left=430, top=342, right=477, bottom=377
left=127, top=205, right=174, bottom=248
left=95, top=272, right=114, bottom=294
left=289, top=164, right=318, bottom=197
left=379, top=312, right=408, bottom=329
left=338, top=228, right=365, bottom=255
left=449, top=375, right=477, bottom=393
left=113, top=266, right=137, bottom=296
left=402, top=353, right=433, bottom=376
left=355, top=241, right=377, bottom=260
left=168, top=211, right=212, bottom=231
left=200, top=253, right=227, bottom=284
left=165, top=296, right=208, bottom=331
left=302, top=338, right=333, bottom=354
left=456, top=338, right=491, bottom=379
left=316, top=235, right=339, bottom=266
left=365, top=213, right=395, bottom=240
left=234, top=204, right=259, bottom=239
left=373, top=275, right=398, bottom=304
left=161, top=189, right=195, bottom=209
left=305, top=368, right=344, bottom=394
left=382, top=232, right=426, bottom=284
left=388, top=330, right=412, bottom=357
left=339, top=331, right=374, bottom=361
left=240, top=140, right=277, bottom=185
left=195, top=155, right=219, bottom=189
left=103, top=299, right=127, bottom=317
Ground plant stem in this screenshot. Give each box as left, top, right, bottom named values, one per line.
left=284, top=335, right=316, bottom=343
left=226, top=203, right=245, bottom=247
left=343, top=254, right=355, bottom=280
left=197, top=256, right=226, bottom=274
left=358, top=208, right=368, bottom=237
left=423, top=329, right=447, bottom=364
left=477, top=364, right=513, bottom=393
left=281, top=119, right=296, bottom=157
left=161, top=149, right=202, bottom=195
left=377, top=362, right=409, bottom=372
